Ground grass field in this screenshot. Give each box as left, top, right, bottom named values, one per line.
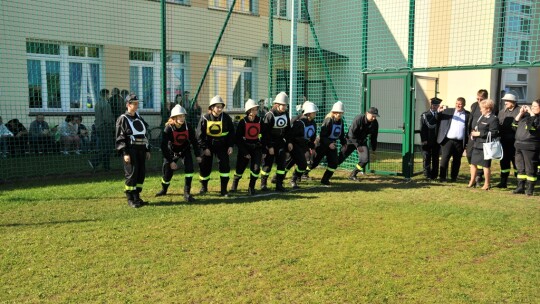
left=1, top=166, right=539, bottom=303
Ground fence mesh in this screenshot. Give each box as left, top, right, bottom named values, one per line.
left=1, top=0, right=539, bottom=181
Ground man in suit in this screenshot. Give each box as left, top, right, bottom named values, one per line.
left=437, top=97, right=470, bottom=182
left=420, top=97, right=442, bottom=180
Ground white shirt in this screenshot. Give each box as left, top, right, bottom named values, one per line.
left=446, top=110, right=466, bottom=140
left=0, top=123, right=13, bottom=137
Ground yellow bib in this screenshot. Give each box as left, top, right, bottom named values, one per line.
left=206, top=120, right=223, bottom=137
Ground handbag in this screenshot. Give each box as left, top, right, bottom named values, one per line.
left=483, top=132, right=503, bottom=160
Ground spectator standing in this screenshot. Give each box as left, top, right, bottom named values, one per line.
left=437, top=97, right=470, bottom=182
left=467, top=99, right=499, bottom=190
left=88, top=88, right=115, bottom=170
left=495, top=93, right=520, bottom=188
left=420, top=97, right=442, bottom=180
left=467, top=89, right=488, bottom=184
left=512, top=100, right=540, bottom=196
left=109, top=88, right=124, bottom=121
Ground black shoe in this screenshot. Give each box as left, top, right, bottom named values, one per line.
left=495, top=182, right=507, bottom=189
left=321, top=179, right=330, bottom=186
left=260, top=185, right=269, bottom=191
left=276, top=184, right=287, bottom=192
left=301, top=173, right=311, bottom=181
left=137, top=199, right=148, bottom=206
left=248, top=187, right=256, bottom=196
left=155, top=190, right=167, bottom=197
left=199, top=187, right=208, bottom=195
left=220, top=191, right=229, bottom=197
left=439, top=179, right=447, bottom=183
left=184, top=194, right=195, bottom=202
left=450, top=179, right=457, bottom=183
left=127, top=200, right=141, bottom=208
left=271, top=175, right=277, bottom=184
left=348, top=176, right=358, bottom=181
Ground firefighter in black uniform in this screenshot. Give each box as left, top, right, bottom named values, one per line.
left=260, top=92, right=292, bottom=192
left=115, top=94, right=151, bottom=208
left=230, top=99, right=267, bottom=195
left=512, top=100, right=540, bottom=196
left=196, top=95, right=235, bottom=197
left=287, top=101, right=318, bottom=189
left=420, top=97, right=442, bottom=180
left=339, top=107, right=380, bottom=180
left=309, top=101, right=346, bottom=185
left=155, top=104, right=201, bottom=202
left=495, top=93, right=520, bottom=188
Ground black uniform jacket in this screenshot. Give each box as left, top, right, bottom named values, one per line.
left=471, top=113, right=499, bottom=149
left=346, top=114, right=378, bottom=151
left=289, top=116, right=317, bottom=150
left=196, top=112, right=235, bottom=153
left=319, top=117, right=346, bottom=148
left=262, top=108, right=291, bottom=150
left=513, top=113, right=540, bottom=150
left=161, top=122, right=200, bottom=163
left=115, top=111, right=150, bottom=156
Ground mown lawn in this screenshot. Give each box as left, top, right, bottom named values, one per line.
left=0, top=167, right=539, bottom=303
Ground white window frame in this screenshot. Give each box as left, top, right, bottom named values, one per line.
left=209, top=0, right=257, bottom=14
left=503, top=0, right=532, bottom=63
left=273, top=0, right=312, bottom=20
left=129, top=50, right=188, bottom=112
left=209, top=56, right=254, bottom=111
left=26, top=42, right=103, bottom=112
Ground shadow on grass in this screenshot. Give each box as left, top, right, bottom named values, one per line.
left=0, top=219, right=97, bottom=228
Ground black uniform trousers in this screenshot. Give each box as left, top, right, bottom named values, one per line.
left=499, top=139, right=517, bottom=174
left=161, top=148, right=195, bottom=182
left=422, top=143, right=440, bottom=179
left=199, top=139, right=230, bottom=179
left=311, top=144, right=339, bottom=170
left=286, top=146, right=309, bottom=176
left=515, top=148, right=539, bottom=178
left=124, top=145, right=147, bottom=190
left=439, top=138, right=464, bottom=181
left=235, top=144, right=262, bottom=177
left=261, top=142, right=288, bottom=176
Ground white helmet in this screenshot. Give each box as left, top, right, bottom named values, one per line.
left=209, top=95, right=225, bottom=109
left=273, top=92, right=289, bottom=105
left=303, top=101, right=318, bottom=115
left=170, top=104, right=187, bottom=117
left=331, top=101, right=344, bottom=113
left=244, top=99, right=258, bottom=112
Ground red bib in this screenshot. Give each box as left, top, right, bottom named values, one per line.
left=172, top=129, right=189, bottom=146
left=244, top=122, right=260, bottom=140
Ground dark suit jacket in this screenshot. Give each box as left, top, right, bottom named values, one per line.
left=436, top=108, right=471, bottom=146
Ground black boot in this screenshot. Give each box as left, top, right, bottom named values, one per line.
left=126, top=191, right=140, bottom=208
left=155, top=182, right=169, bottom=196
left=513, top=179, right=526, bottom=194
left=348, top=168, right=360, bottom=181
left=135, top=188, right=148, bottom=206
left=321, top=170, right=334, bottom=185
left=275, top=174, right=287, bottom=192
left=199, top=179, right=209, bottom=194
left=220, top=176, right=230, bottom=197
left=260, top=174, right=269, bottom=191
left=301, top=169, right=311, bottom=181
left=495, top=172, right=509, bottom=188
left=525, top=181, right=535, bottom=196
left=290, top=173, right=300, bottom=189
left=270, top=174, right=277, bottom=184
left=184, top=177, right=195, bottom=202
left=248, top=176, right=257, bottom=196
left=230, top=175, right=241, bottom=192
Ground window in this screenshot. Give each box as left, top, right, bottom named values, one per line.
left=26, top=41, right=102, bottom=111
left=130, top=50, right=187, bottom=111
left=209, top=0, right=257, bottom=14
left=273, top=0, right=312, bottom=20
left=209, top=56, right=253, bottom=110
left=502, top=1, right=532, bottom=64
